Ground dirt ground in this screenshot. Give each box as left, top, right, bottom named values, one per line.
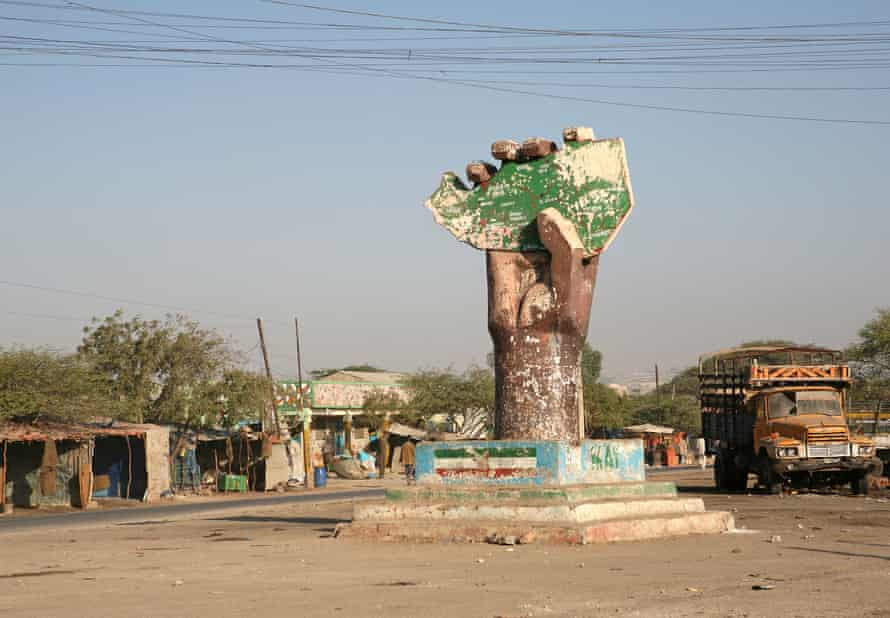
left=1, top=469, right=888, bottom=618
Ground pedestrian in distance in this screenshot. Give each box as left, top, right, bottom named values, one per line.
left=401, top=439, right=416, bottom=485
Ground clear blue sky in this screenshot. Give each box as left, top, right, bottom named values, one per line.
left=2, top=1, right=889, bottom=382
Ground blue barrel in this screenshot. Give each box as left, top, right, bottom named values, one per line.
left=313, top=466, right=327, bottom=488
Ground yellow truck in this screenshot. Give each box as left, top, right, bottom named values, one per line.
left=699, top=346, right=883, bottom=493
left=847, top=402, right=890, bottom=476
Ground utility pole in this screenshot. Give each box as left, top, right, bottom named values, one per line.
left=257, top=318, right=297, bottom=490
left=256, top=318, right=279, bottom=436
left=655, top=363, right=661, bottom=410
left=295, top=318, right=312, bottom=489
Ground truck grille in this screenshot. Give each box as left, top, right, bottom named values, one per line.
left=807, top=443, right=849, bottom=458
left=806, top=428, right=848, bottom=443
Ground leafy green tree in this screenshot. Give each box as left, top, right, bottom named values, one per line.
left=78, top=311, right=233, bottom=424
left=738, top=339, right=798, bottom=348
left=311, top=364, right=386, bottom=379
left=361, top=388, right=413, bottom=430
left=0, top=347, right=114, bottom=422
left=847, top=308, right=890, bottom=373
left=584, top=382, right=627, bottom=432
left=625, top=394, right=701, bottom=434
left=662, top=366, right=698, bottom=399
left=847, top=307, right=890, bottom=402
left=212, top=369, right=272, bottom=428
left=580, top=343, right=628, bottom=432
left=581, top=345, right=602, bottom=384
left=401, top=366, right=495, bottom=431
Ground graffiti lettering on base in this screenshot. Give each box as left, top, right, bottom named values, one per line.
left=590, top=444, right=620, bottom=471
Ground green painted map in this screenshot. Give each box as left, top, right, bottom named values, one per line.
left=425, top=138, right=634, bottom=258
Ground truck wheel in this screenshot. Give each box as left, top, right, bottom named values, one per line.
left=762, top=468, right=782, bottom=495
left=714, top=451, right=726, bottom=489
left=851, top=473, right=870, bottom=495
left=732, top=465, right=750, bottom=492
left=717, top=449, right=746, bottom=491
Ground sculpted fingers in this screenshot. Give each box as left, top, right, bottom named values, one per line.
left=466, top=161, right=498, bottom=186
left=536, top=208, right=595, bottom=337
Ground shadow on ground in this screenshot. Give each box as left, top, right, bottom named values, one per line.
left=204, top=515, right=346, bottom=526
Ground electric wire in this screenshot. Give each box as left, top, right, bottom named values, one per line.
left=0, top=2, right=887, bottom=124
left=0, top=279, right=291, bottom=327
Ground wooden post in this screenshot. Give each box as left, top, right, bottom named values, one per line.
left=655, top=364, right=660, bottom=406
left=379, top=415, right=391, bottom=479
left=294, top=318, right=313, bottom=489
left=0, top=440, right=6, bottom=508
left=125, top=435, right=133, bottom=499
left=344, top=412, right=353, bottom=454
left=303, top=412, right=313, bottom=489
left=256, top=318, right=280, bottom=437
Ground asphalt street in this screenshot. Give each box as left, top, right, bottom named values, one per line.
left=0, top=487, right=384, bottom=533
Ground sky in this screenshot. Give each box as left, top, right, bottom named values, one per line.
left=1, top=1, right=889, bottom=383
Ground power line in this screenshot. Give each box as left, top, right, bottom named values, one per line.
left=443, top=78, right=890, bottom=92
left=3, top=309, right=92, bottom=322
left=2, top=2, right=888, bottom=124
left=0, top=279, right=290, bottom=326
left=265, top=1, right=890, bottom=38
left=423, top=76, right=890, bottom=125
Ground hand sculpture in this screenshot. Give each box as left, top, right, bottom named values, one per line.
left=425, top=127, right=634, bottom=441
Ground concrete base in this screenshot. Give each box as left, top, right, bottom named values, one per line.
left=337, top=511, right=734, bottom=545
left=384, top=480, right=678, bottom=504
left=336, top=480, right=734, bottom=545
left=338, top=439, right=731, bottom=545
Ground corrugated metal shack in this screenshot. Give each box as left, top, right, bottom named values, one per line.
left=0, top=420, right=170, bottom=509
left=168, top=425, right=270, bottom=493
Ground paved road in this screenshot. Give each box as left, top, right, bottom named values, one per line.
left=0, top=468, right=705, bottom=534
left=0, top=487, right=384, bottom=533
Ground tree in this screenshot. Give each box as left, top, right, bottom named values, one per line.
left=78, top=311, right=233, bottom=424
left=311, top=364, right=386, bottom=379
left=584, top=382, right=627, bottom=432
left=401, top=366, right=495, bottom=431
left=212, top=369, right=272, bottom=428
left=663, top=366, right=698, bottom=399
left=625, top=395, right=701, bottom=434
left=738, top=339, right=798, bottom=348
left=847, top=308, right=890, bottom=373
left=361, top=388, right=413, bottom=431
left=847, top=307, right=890, bottom=402
left=580, top=343, right=627, bottom=432
left=581, top=345, right=602, bottom=384
left=0, top=347, right=114, bottom=422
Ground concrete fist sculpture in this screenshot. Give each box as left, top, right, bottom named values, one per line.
left=425, top=127, right=634, bottom=441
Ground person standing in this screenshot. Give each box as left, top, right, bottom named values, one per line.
left=401, top=439, right=417, bottom=485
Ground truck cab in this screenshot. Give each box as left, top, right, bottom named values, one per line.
left=700, top=346, right=882, bottom=493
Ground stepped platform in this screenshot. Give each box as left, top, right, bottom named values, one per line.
left=336, top=440, right=733, bottom=545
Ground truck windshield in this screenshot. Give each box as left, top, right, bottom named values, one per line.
left=768, top=391, right=842, bottom=418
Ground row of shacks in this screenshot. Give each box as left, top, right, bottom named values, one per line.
left=0, top=420, right=282, bottom=510
left=0, top=420, right=171, bottom=509
left=1, top=373, right=430, bottom=510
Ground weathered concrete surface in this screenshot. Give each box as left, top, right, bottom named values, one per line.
left=425, top=134, right=634, bottom=257
left=336, top=510, right=734, bottom=545
left=414, top=440, right=644, bottom=486
left=425, top=126, right=631, bottom=441
left=487, top=216, right=598, bottom=440
left=5, top=468, right=889, bottom=618
left=352, top=497, right=707, bottom=524
left=145, top=425, right=171, bottom=501
left=384, top=480, right=678, bottom=504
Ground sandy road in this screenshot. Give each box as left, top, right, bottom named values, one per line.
left=1, top=469, right=888, bottom=618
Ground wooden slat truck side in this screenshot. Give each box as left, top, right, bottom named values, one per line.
left=700, top=346, right=883, bottom=493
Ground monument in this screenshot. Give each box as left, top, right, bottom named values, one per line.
left=337, top=126, right=733, bottom=544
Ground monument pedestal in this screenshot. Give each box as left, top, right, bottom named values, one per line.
left=336, top=440, right=733, bottom=545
